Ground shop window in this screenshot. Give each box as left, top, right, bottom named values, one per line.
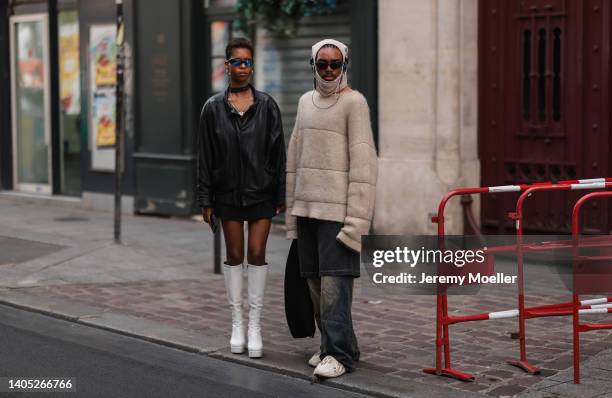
left=210, top=21, right=230, bottom=92
left=209, top=19, right=246, bottom=93
left=11, top=14, right=51, bottom=193
left=204, top=0, right=236, bottom=7
left=58, top=10, right=81, bottom=195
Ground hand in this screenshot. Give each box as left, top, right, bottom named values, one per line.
left=202, top=207, right=213, bottom=225
left=276, top=205, right=286, bottom=215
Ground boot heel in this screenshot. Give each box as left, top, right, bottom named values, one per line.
left=248, top=348, right=262, bottom=358
left=231, top=344, right=245, bottom=354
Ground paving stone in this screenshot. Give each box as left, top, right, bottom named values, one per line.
left=391, top=370, right=425, bottom=379
left=451, top=382, right=490, bottom=393
left=487, top=384, right=527, bottom=396
left=538, top=379, right=611, bottom=397
left=1, top=198, right=612, bottom=397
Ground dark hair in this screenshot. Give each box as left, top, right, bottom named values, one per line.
left=225, top=38, right=253, bottom=60
left=317, top=43, right=341, bottom=58
left=322, top=43, right=339, bottom=50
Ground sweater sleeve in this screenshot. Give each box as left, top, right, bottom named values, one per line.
left=336, top=94, right=378, bottom=252
left=285, top=113, right=300, bottom=240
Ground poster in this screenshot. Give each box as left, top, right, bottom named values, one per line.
left=90, top=24, right=116, bottom=147
left=91, top=26, right=116, bottom=88
left=89, top=24, right=117, bottom=170
left=17, top=21, right=44, bottom=89
left=93, top=95, right=116, bottom=147
left=59, top=16, right=80, bottom=115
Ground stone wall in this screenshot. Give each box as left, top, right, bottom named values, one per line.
left=374, top=0, right=479, bottom=235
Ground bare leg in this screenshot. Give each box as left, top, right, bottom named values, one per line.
left=222, top=220, right=245, bottom=265
left=246, top=218, right=271, bottom=266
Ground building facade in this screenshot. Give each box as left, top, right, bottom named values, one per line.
left=375, top=0, right=612, bottom=235
left=374, top=0, right=479, bottom=235
left=0, top=0, right=137, bottom=211
left=1, top=0, right=610, bottom=234
left=0, top=0, right=377, bottom=216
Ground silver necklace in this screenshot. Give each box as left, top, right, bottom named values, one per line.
left=228, top=92, right=252, bottom=115
left=311, top=90, right=341, bottom=109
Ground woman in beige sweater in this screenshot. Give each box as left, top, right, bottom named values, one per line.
left=285, top=39, right=377, bottom=378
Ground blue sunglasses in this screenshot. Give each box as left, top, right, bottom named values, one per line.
left=227, top=58, right=254, bottom=68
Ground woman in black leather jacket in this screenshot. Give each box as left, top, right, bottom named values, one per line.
left=196, top=38, right=285, bottom=359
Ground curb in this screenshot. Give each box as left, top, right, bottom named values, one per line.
left=0, top=290, right=483, bottom=398
left=0, top=296, right=205, bottom=354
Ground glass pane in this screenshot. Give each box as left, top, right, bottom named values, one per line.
left=58, top=10, right=81, bottom=195
left=537, top=28, right=546, bottom=122
left=211, top=57, right=227, bottom=93
left=522, top=30, right=531, bottom=121
left=59, top=11, right=79, bottom=115
left=231, top=20, right=247, bottom=40
left=14, top=19, right=49, bottom=185
left=553, top=27, right=562, bottom=122
left=211, top=21, right=229, bottom=57
left=208, top=0, right=237, bottom=7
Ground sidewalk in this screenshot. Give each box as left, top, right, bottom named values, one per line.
left=0, top=194, right=611, bottom=397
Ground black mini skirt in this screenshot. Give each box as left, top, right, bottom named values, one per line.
left=213, top=201, right=277, bottom=222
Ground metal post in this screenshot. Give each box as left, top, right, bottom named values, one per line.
left=114, top=0, right=124, bottom=244
left=48, top=0, right=61, bottom=195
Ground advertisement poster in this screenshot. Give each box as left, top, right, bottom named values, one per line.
left=59, top=16, right=80, bottom=115
left=88, top=24, right=117, bottom=170
left=17, top=22, right=44, bottom=89
left=92, top=95, right=116, bottom=147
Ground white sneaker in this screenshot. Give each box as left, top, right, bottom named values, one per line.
left=313, top=355, right=346, bottom=378
left=308, top=351, right=321, bottom=367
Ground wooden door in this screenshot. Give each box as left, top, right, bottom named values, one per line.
left=479, top=0, right=611, bottom=234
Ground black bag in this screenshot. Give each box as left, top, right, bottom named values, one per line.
left=284, top=239, right=315, bottom=338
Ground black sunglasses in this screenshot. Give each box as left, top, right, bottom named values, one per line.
left=228, top=58, right=254, bottom=68
left=315, top=60, right=344, bottom=70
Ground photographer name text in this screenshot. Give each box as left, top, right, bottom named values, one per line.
left=372, top=272, right=517, bottom=285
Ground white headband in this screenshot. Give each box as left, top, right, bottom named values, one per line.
left=310, top=39, right=349, bottom=99
left=311, top=38, right=348, bottom=62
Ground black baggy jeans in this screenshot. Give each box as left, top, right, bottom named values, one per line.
left=297, top=216, right=360, bottom=371
left=307, top=276, right=360, bottom=371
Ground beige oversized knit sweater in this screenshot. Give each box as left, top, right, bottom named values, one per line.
left=286, top=90, right=378, bottom=252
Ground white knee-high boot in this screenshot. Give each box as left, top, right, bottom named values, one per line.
left=223, top=263, right=245, bottom=354
left=247, top=263, right=268, bottom=358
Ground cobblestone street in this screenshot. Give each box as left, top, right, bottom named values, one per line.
left=12, top=259, right=612, bottom=396
left=1, top=196, right=611, bottom=397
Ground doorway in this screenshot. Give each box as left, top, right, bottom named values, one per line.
left=10, top=13, right=52, bottom=194
left=478, top=0, right=612, bottom=233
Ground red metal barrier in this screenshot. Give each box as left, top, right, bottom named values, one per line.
left=510, top=182, right=612, bottom=374
left=423, top=178, right=612, bottom=382
left=571, top=191, right=612, bottom=384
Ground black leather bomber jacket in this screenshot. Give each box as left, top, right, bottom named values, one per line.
left=196, top=86, right=286, bottom=209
